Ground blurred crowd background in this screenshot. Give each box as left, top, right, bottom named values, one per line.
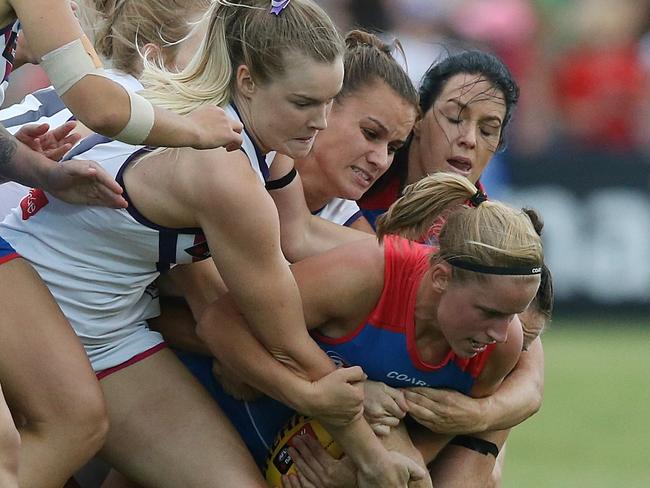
left=321, top=0, right=650, bottom=317
left=7, top=0, right=650, bottom=316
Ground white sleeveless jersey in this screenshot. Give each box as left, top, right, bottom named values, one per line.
left=0, top=104, right=271, bottom=371
left=314, top=197, right=362, bottom=227
left=0, top=71, right=143, bottom=219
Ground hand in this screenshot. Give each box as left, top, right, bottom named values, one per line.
left=15, top=122, right=81, bottom=161
left=363, top=381, right=408, bottom=437
left=404, top=387, right=486, bottom=434
left=356, top=450, right=426, bottom=488
left=186, top=105, right=244, bottom=151
left=44, top=159, right=128, bottom=208
left=211, top=358, right=261, bottom=401
left=280, top=435, right=357, bottom=488
left=300, top=367, right=366, bottom=427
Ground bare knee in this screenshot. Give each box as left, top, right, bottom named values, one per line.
left=63, top=387, right=109, bottom=454
left=0, top=419, right=21, bottom=482
left=27, top=383, right=109, bottom=456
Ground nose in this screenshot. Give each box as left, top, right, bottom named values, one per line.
left=487, top=316, right=512, bottom=344
left=309, top=104, right=329, bottom=131
left=457, top=121, right=477, bottom=149
left=367, top=145, right=390, bottom=172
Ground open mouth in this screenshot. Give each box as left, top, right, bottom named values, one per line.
left=446, top=157, right=472, bottom=175
left=351, top=166, right=374, bottom=185
left=470, top=339, right=489, bottom=352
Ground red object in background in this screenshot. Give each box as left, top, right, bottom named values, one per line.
left=554, top=44, right=646, bottom=149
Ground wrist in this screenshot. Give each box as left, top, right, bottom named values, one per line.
left=282, top=376, right=315, bottom=414
left=476, top=396, right=493, bottom=432
left=26, top=148, right=55, bottom=189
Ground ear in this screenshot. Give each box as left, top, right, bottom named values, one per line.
left=235, top=64, right=256, bottom=100
left=412, top=117, right=422, bottom=139
left=430, top=261, right=452, bottom=294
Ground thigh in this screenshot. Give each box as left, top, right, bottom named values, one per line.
left=427, top=429, right=510, bottom=488
left=98, top=347, right=267, bottom=488
left=0, top=258, right=101, bottom=417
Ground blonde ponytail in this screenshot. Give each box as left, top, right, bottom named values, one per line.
left=376, top=172, right=476, bottom=242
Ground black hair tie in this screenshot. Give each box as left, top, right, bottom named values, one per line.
left=469, top=190, right=488, bottom=207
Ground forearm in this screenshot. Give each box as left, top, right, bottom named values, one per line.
left=475, top=339, right=544, bottom=432
left=269, top=170, right=371, bottom=262
left=225, top=265, right=336, bottom=380
left=61, top=78, right=200, bottom=147
left=298, top=216, right=373, bottom=262
left=197, top=298, right=320, bottom=410
left=0, top=125, right=53, bottom=188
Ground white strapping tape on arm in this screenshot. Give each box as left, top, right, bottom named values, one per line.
left=113, top=91, right=155, bottom=145
left=40, top=37, right=101, bottom=96
left=40, top=37, right=155, bottom=144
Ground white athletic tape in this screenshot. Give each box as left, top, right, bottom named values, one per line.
left=40, top=37, right=101, bottom=96
left=113, top=90, right=155, bottom=145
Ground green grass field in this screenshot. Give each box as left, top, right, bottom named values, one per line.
left=503, top=318, right=650, bottom=487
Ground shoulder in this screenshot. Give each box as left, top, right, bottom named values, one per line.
left=174, top=147, right=261, bottom=200
left=293, top=237, right=384, bottom=291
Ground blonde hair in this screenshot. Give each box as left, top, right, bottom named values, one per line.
left=139, top=0, right=343, bottom=115
left=82, top=0, right=210, bottom=77
left=376, top=173, right=543, bottom=282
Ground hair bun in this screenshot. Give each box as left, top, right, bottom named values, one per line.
left=522, top=208, right=544, bottom=236
left=345, top=29, right=391, bottom=55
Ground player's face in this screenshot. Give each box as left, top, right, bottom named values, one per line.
left=436, top=274, right=539, bottom=359
left=410, top=73, right=506, bottom=185
left=309, top=81, right=416, bottom=200
left=245, top=53, right=344, bottom=158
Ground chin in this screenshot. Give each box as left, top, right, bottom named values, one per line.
left=283, top=144, right=313, bottom=159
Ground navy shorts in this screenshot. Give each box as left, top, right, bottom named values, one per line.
left=0, top=235, right=19, bottom=265
left=177, top=351, right=295, bottom=468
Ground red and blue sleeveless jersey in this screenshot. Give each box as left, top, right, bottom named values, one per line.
left=311, top=235, right=494, bottom=395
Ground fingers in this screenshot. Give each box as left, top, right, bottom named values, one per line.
left=403, top=400, right=435, bottom=429
left=288, top=443, right=321, bottom=485
left=225, top=132, right=243, bottom=152
left=50, top=121, right=77, bottom=141
left=44, top=144, right=73, bottom=162
left=92, top=181, right=129, bottom=209
left=339, top=365, right=366, bottom=383
left=407, top=460, right=427, bottom=481
left=371, top=423, right=390, bottom=437
left=389, top=388, right=410, bottom=415
left=17, top=123, right=49, bottom=138
left=83, top=161, right=125, bottom=196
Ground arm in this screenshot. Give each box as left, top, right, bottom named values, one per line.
left=268, top=155, right=371, bottom=262
left=349, top=216, right=375, bottom=234
left=12, top=0, right=242, bottom=149
left=404, top=337, right=544, bottom=434
left=195, top=231, right=425, bottom=486
left=198, top=297, right=426, bottom=488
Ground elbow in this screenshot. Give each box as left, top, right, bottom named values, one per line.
left=77, top=109, right=123, bottom=137
left=528, top=385, right=544, bottom=418
left=279, top=228, right=304, bottom=264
